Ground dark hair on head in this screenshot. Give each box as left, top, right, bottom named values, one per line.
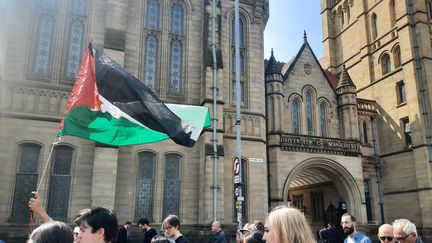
left=151, top=236, right=172, bottom=243
left=125, top=221, right=132, bottom=225
left=253, top=220, right=264, bottom=232
left=137, top=218, right=150, bottom=226
left=74, top=208, right=91, bottom=226
left=80, top=207, right=118, bottom=242
left=342, top=213, right=356, bottom=222
left=243, top=231, right=265, bottom=243
left=28, top=221, right=73, bottom=243
left=163, top=215, right=180, bottom=229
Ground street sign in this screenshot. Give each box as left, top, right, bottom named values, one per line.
left=233, top=157, right=240, bottom=175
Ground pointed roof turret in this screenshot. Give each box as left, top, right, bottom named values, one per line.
left=265, top=48, right=282, bottom=75
left=337, top=65, right=356, bottom=89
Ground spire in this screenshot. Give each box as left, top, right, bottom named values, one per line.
left=265, top=49, right=281, bottom=75
left=337, top=64, right=356, bottom=89
left=303, top=30, right=307, bottom=42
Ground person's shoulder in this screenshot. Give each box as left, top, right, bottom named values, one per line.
left=176, top=235, right=188, bottom=243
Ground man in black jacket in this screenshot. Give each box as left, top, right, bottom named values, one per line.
left=114, top=221, right=131, bottom=243
left=138, top=218, right=158, bottom=243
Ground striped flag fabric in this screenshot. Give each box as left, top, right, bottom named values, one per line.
left=58, top=43, right=210, bottom=147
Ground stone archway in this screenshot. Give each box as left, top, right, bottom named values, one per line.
left=282, top=158, right=364, bottom=225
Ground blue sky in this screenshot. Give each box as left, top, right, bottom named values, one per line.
left=264, top=1, right=323, bottom=62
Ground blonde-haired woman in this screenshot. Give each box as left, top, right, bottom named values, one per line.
left=263, top=206, right=316, bottom=243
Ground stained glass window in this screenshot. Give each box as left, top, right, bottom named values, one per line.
left=231, top=16, right=244, bottom=47
left=232, top=80, right=245, bottom=102
left=146, top=0, right=160, bottom=29
left=169, top=41, right=183, bottom=94
left=306, top=91, right=314, bottom=135
left=292, top=99, right=300, bottom=134
left=47, top=146, right=73, bottom=218
left=38, top=0, right=56, bottom=9
left=33, top=15, right=55, bottom=76
left=65, top=20, right=84, bottom=79
left=163, top=154, right=181, bottom=218
left=71, top=0, right=87, bottom=15
left=11, top=144, right=41, bottom=218
left=320, top=102, right=327, bottom=137
left=232, top=52, right=245, bottom=73
left=171, top=3, right=184, bottom=34
left=143, top=34, right=159, bottom=90
left=135, top=152, right=155, bottom=221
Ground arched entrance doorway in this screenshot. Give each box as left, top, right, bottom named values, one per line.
left=282, top=158, right=362, bottom=233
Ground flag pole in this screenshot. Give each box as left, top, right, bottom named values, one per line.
left=36, top=136, right=61, bottom=192
left=234, top=0, right=243, bottom=238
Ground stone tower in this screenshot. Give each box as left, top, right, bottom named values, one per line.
left=321, top=0, right=432, bottom=240
left=336, top=65, right=359, bottom=141
left=265, top=49, right=284, bottom=133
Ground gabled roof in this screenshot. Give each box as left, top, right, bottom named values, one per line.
left=282, top=32, right=338, bottom=92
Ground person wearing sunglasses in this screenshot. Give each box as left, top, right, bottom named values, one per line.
left=377, top=224, right=395, bottom=243
left=392, top=219, right=424, bottom=243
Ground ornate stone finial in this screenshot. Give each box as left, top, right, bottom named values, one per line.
left=304, top=30, right=307, bottom=42
left=271, top=48, right=274, bottom=56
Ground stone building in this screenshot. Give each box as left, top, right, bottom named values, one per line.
left=0, top=0, right=269, bottom=242
left=264, top=37, right=380, bottom=234
left=320, top=0, right=432, bottom=240
left=1, top=0, right=431, bottom=242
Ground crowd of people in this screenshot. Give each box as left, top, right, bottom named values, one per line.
left=22, top=192, right=424, bottom=243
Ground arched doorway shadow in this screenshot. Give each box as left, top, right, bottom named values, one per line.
left=282, top=158, right=363, bottom=223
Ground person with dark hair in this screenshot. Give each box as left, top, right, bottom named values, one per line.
left=253, top=220, right=265, bottom=234
left=28, top=221, right=74, bottom=243
left=341, top=213, right=371, bottom=243
left=138, top=218, right=158, bottom=243
left=113, top=221, right=131, bottom=243
left=162, top=215, right=188, bottom=243
left=78, top=207, right=118, bottom=243
left=243, top=231, right=265, bottom=243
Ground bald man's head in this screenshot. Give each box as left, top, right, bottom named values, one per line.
left=211, top=221, right=221, bottom=233
left=378, top=224, right=394, bottom=242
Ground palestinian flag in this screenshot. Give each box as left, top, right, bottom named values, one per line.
left=58, top=43, right=210, bottom=147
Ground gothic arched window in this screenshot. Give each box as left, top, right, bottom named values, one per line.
left=146, top=0, right=160, bottom=30
left=306, top=91, right=314, bottom=136
left=363, top=121, right=369, bottom=144
left=170, top=3, right=184, bottom=34
left=135, top=152, right=155, bottom=221
left=292, top=99, right=300, bottom=134
left=12, top=143, right=41, bottom=218
left=163, top=154, right=181, bottom=218
left=371, top=13, right=378, bottom=39
left=169, top=40, right=183, bottom=94
left=143, top=34, right=159, bottom=91
left=47, top=145, right=73, bottom=218
left=231, top=16, right=244, bottom=47
left=32, top=15, right=55, bottom=76
left=320, top=102, right=328, bottom=137
left=393, top=45, right=401, bottom=68
left=65, top=20, right=85, bottom=79
left=381, top=54, right=391, bottom=75
left=389, top=0, right=396, bottom=27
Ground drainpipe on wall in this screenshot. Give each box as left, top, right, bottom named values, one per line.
left=407, top=0, right=432, bottom=163
left=371, top=116, right=384, bottom=224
